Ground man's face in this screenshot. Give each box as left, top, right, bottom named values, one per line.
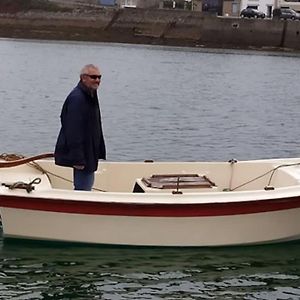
left=81, top=67, right=102, bottom=91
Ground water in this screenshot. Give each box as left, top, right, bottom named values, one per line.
left=0, top=38, right=300, bottom=299
left=0, top=239, right=300, bottom=299
left=1, top=39, right=300, bottom=161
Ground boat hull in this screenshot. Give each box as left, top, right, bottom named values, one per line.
left=1, top=158, right=300, bottom=246
left=1, top=196, right=300, bottom=246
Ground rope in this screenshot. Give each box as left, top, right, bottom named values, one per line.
left=2, top=177, right=41, bottom=193
left=0, top=153, right=105, bottom=192
left=230, top=162, right=300, bottom=191
left=3, top=154, right=298, bottom=193
left=0, top=153, right=25, bottom=161
left=27, top=162, right=106, bottom=192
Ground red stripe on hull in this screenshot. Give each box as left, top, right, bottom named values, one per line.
left=1, top=195, right=300, bottom=217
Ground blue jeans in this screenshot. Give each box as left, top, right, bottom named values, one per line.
left=73, top=169, right=95, bottom=191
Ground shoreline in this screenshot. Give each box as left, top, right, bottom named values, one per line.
left=0, top=8, right=300, bottom=53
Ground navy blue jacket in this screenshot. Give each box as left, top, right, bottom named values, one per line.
left=54, top=82, right=106, bottom=172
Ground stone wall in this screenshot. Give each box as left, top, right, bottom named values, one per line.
left=0, top=8, right=299, bottom=51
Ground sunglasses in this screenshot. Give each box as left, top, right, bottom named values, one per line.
left=84, top=74, right=102, bottom=80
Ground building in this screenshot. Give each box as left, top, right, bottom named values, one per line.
left=116, top=0, right=161, bottom=8
left=61, top=0, right=291, bottom=17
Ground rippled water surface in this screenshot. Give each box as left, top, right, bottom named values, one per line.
left=1, top=238, right=300, bottom=300
left=1, top=39, right=300, bottom=161
left=0, top=39, right=300, bottom=299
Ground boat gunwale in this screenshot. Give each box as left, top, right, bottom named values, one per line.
left=3, top=182, right=300, bottom=202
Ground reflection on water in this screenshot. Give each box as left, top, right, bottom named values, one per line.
left=1, top=237, right=300, bottom=299
left=1, top=39, right=300, bottom=299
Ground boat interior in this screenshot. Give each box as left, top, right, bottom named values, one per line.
left=1, top=158, right=300, bottom=193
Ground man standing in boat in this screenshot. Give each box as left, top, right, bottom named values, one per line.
left=54, top=64, right=106, bottom=191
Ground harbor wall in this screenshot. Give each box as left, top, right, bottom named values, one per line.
left=0, top=8, right=299, bottom=51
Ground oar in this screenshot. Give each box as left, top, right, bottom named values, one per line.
left=0, top=153, right=54, bottom=168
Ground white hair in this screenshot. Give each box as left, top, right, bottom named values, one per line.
left=80, top=64, right=99, bottom=76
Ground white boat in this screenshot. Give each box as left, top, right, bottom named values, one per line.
left=0, top=154, right=300, bottom=247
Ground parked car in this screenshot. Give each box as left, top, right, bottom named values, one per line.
left=240, top=8, right=266, bottom=18
left=273, top=8, right=300, bottom=20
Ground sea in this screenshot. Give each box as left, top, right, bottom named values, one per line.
left=0, top=38, right=300, bottom=299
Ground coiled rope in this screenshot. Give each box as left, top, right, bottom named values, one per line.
left=0, top=153, right=25, bottom=161
left=2, top=177, right=41, bottom=193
